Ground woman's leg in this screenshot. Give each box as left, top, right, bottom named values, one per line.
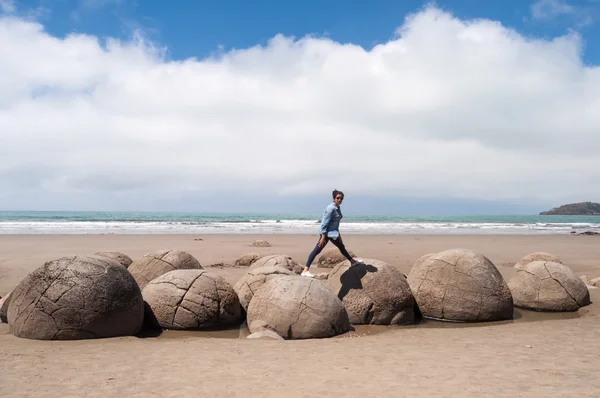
left=330, top=237, right=355, bottom=263
left=305, top=236, right=329, bottom=269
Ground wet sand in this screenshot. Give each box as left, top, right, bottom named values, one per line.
left=1, top=234, right=599, bottom=397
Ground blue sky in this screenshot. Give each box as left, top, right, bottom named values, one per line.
left=15, top=0, right=600, bottom=64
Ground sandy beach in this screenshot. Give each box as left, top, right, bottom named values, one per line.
left=1, top=234, right=599, bottom=397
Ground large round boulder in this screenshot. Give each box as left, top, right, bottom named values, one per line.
left=8, top=255, right=144, bottom=340
left=233, top=265, right=295, bottom=310
left=325, top=259, right=415, bottom=325
left=248, top=254, right=303, bottom=274
left=514, top=252, right=561, bottom=269
left=508, top=261, right=590, bottom=312
left=247, top=276, right=350, bottom=339
left=142, top=269, right=243, bottom=330
left=407, top=248, right=513, bottom=322
left=317, top=248, right=356, bottom=268
left=128, top=249, right=202, bottom=290
left=95, top=251, right=133, bottom=268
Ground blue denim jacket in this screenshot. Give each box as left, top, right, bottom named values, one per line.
left=319, top=202, right=342, bottom=238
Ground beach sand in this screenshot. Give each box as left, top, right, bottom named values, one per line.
left=1, top=234, right=599, bottom=397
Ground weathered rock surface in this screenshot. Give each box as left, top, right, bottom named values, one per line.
left=247, top=276, right=350, bottom=339
left=95, top=251, right=133, bottom=268
left=325, top=259, right=415, bottom=325
left=317, top=248, right=356, bottom=268
left=508, top=261, right=590, bottom=312
left=591, top=277, right=600, bottom=287
left=246, top=329, right=284, bottom=340
left=234, top=253, right=261, bottom=267
left=128, top=250, right=202, bottom=290
left=233, top=265, right=294, bottom=310
left=514, top=252, right=561, bottom=269
left=8, top=255, right=144, bottom=340
left=142, top=269, right=243, bottom=330
left=250, top=240, right=271, bottom=247
left=0, top=292, right=11, bottom=323
left=248, top=254, right=303, bottom=274
left=407, top=248, right=513, bottom=322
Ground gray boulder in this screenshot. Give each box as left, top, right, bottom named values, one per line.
left=128, top=249, right=202, bottom=290
left=407, top=248, right=513, bottom=322
left=247, top=275, right=350, bottom=339
left=514, top=252, right=561, bottom=269
left=248, top=254, right=303, bottom=274
left=325, top=259, right=415, bottom=325
left=8, top=255, right=144, bottom=340
left=317, top=248, right=356, bottom=268
left=234, top=253, right=261, bottom=267
left=508, top=261, right=590, bottom=311
left=95, top=251, right=133, bottom=268
left=142, top=269, right=243, bottom=330
left=233, top=265, right=295, bottom=310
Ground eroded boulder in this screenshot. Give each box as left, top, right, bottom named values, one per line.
left=247, top=329, right=284, bottom=340
left=0, top=292, right=11, bottom=323
left=407, top=248, right=513, bottom=322
left=234, top=253, right=261, bottom=267
left=95, top=251, right=133, bottom=268
left=8, top=255, right=144, bottom=340
left=247, top=276, right=350, bottom=339
left=514, top=252, right=561, bottom=269
left=317, top=248, right=356, bottom=268
left=248, top=254, right=303, bottom=274
left=250, top=240, right=271, bottom=247
left=142, top=269, right=243, bottom=330
left=128, top=249, right=202, bottom=290
left=325, top=259, right=415, bottom=325
left=508, top=261, right=590, bottom=312
left=233, top=265, right=295, bottom=311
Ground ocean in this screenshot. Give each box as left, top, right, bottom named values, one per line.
left=0, top=211, right=599, bottom=235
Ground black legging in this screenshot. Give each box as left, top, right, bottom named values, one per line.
left=305, top=236, right=353, bottom=268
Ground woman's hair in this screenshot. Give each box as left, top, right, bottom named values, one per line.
left=332, top=189, right=344, bottom=199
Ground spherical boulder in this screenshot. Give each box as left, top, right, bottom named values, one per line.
left=247, top=276, right=350, bottom=339
left=407, top=248, right=513, bottom=322
left=95, top=251, right=133, bottom=268
left=325, top=259, right=415, bottom=325
left=248, top=254, right=303, bottom=274
left=128, top=249, right=202, bottom=290
left=8, top=255, right=144, bottom=340
left=514, top=252, right=561, bottom=269
left=234, top=253, right=261, bottom=267
left=233, top=265, right=295, bottom=310
left=508, top=261, right=590, bottom=312
left=317, top=248, right=356, bottom=268
left=142, top=269, right=243, bottom=330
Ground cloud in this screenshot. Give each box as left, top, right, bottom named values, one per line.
left=0, top=0, right=15, bottom=14
left=0, top=6, right=599, bottom=210
left=530, top=0, right=595, bottom=27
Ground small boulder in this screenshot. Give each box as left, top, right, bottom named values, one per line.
left=233, top=265, right=295, bottom=311
left=407, top=248, right=513, bottom=322
left=247, top=330, right=284, bottom=341
left=235, top=253, right=262, bottom=267
left=508, top=261, right=591, bottom=312
left=325, top=259, right=415, bottom=325
left=590, top=277, right=600, bottom=287
left=248, top=254, right=303, bottom=274
left=514, top=252, right=561, bottom=269
left=317, top=248, right=356, bottom=268
left=128, top=249, right=202, bottom=290
left=142, top=269, right=243, bottom=330
left=8, top=255, right=144, bottom=340
left=247, top=276, right=350, bottom=339
left=95, top=251, right=133, bottom=268
left=250, top=240, right=271, bottom=247
left=0, top=292, right=11, bottom=323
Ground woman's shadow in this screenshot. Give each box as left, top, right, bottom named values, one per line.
left=337, top=261, right=378, bottom=301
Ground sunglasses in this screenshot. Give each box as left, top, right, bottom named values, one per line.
left=335, top=196, right=344, bottom=200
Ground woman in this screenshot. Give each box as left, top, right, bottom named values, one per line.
left=301, top=189, right=362, bottom=278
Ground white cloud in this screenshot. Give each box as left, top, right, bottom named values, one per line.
left=0, top=6, right=599, bottom=210
left=530, top=0, right=594, bottom=26
left=0, top=0, right=15, bottom=14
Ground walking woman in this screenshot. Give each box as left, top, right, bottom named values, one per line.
left=301, top=189, right=362, bottom=278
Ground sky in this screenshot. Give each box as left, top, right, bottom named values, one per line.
left=0, top=0, right=599, bottom=214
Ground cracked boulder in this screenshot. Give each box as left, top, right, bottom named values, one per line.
left=233, top=265, right=295, bottom=311
left=248, top=254, right=303, bottom=274
left=142, top=269, right=243, bottom=330
left=246, top=275, right=350, bottom=340
left=0, top=292, right=11, bottom=323
left=508, top=261, right=590, bottom=312
left=324, top=259, right=415, bottom=325
left=317, top=248, right=356, bottom=268
left=128, top=249, right=203, bottom=290
left=514, top=252, right=561, bottom=269
left=7, top=255, right=144, bottom=340
left=407, top=248, right=513, bottom=322
left=234, top=253, right=261, bottom=267
left=95, top=251, right=133, bottom=268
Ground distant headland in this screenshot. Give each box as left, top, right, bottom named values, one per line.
left=539, top=202, right=600, bottom=215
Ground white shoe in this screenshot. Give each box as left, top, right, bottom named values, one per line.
left=351, top=259, right=365, bottom=266
left=301, top=270, right=315, bottom=278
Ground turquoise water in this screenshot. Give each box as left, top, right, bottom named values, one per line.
left=0, top=211, right=599, bottom=234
